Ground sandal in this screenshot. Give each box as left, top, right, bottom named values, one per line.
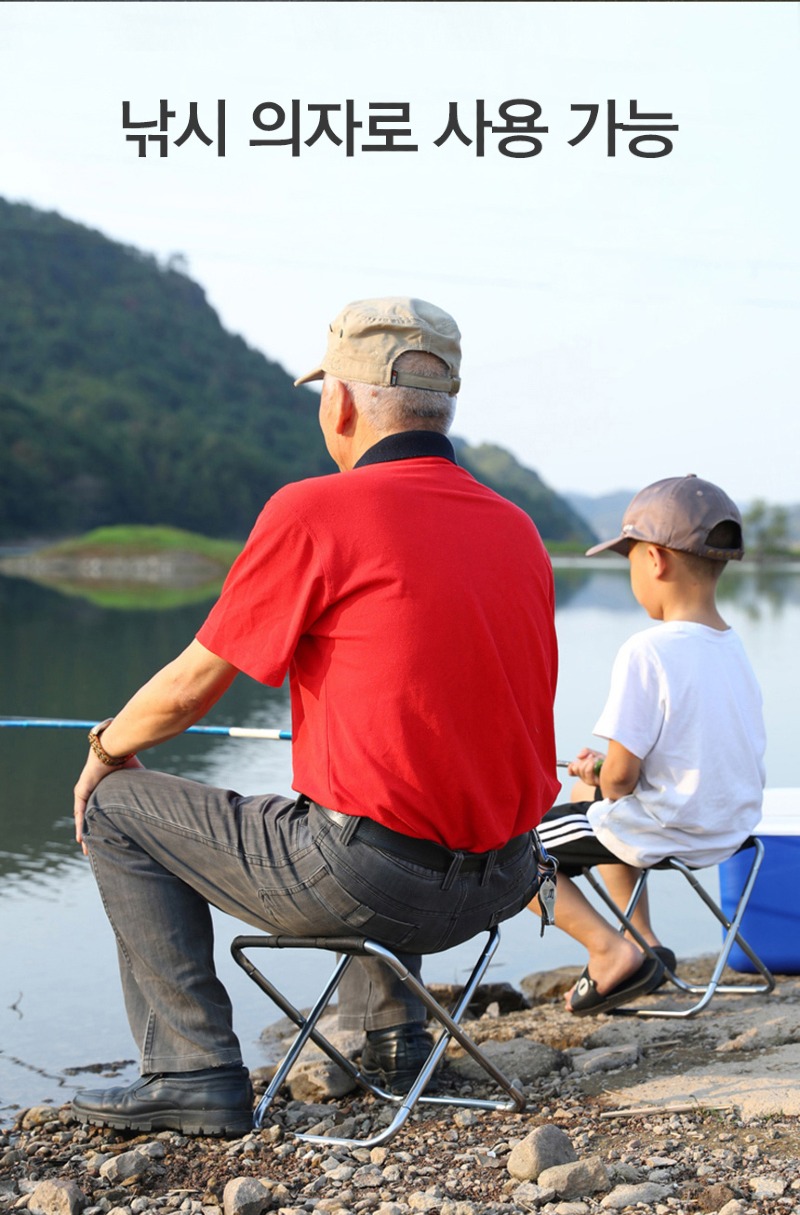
left=569, top=955, right=665, bottom=1017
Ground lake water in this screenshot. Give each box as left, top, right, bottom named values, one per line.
left=1, top=561, right=798, bottom=1116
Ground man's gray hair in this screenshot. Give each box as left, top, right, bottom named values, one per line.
left=345, top=351, right=456, bottom=434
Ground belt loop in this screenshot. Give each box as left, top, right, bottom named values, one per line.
left=338, top=814, right=361, bottom=846
left=441, top=851, right=464, bottom=891
left=480, top=849, right=497, bottom=887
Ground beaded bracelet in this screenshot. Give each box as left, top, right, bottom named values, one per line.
left=593, top=756, right=605, bottom=779
left=88, top=718, right=135, bottom=767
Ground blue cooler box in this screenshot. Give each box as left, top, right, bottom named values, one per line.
left=719, top=789, right=800, bottom=974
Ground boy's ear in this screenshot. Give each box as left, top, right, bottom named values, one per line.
left=647, top=543, right=670, bottom=580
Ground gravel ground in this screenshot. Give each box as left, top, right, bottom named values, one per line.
left=2, top=960, right=799, bottom=1215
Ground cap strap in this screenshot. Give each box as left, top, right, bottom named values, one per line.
left=390, top=370, right=461, bottom=393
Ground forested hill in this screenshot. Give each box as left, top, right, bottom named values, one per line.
left=0, top=199, right=595, bottom=546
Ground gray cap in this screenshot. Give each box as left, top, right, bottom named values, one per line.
left=294, top=296, right=461, bottom=393
left=586, top=474, right=744, bottom=561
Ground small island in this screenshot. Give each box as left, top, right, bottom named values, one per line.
left=0, top=526, right=243, bottom=608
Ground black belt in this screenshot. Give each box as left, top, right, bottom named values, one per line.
left=314, top=803, right=530, bottom=882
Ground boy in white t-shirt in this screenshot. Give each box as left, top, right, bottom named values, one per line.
left=532, top=475, right=765, bottom=1016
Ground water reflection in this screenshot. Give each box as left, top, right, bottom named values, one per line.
left=553, top=558, right=800, bottom=617
left=0, top=573, right=292, bottom=882
left=716, top=564, right=800, bottom=620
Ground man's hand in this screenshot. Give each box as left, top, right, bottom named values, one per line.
left=72, top=640, right=238, bottom=856
left=74, top=752, right=144, bottom=855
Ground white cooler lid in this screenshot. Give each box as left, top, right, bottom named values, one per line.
left=756, top=788, right=800, bottom=836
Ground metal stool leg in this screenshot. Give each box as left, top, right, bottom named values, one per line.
left=581, top=838, right=775, bottom=1018
left=231, top=927, right=526, bottom=1148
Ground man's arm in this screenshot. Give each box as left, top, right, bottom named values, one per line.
left=73, top=639, right=239, bottom=851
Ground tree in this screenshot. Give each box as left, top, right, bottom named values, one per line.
left=744, top=500, right=791, bottom=559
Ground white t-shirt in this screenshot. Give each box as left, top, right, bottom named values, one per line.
left=587, top=621, right=766, bottom=868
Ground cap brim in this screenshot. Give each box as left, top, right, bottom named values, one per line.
left=293, top=366, right=325, bottom=388
left=585, top=535, right=632, bottom=558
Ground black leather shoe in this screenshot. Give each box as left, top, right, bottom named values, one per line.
left=72, top=1064, right=253, bottom=1137
left=360, top=1025, right=436, bottom=1094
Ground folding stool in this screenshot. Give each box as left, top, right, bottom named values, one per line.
left=231, top=927, right=525, bottom=1148
left=581, top=835, right=775, bottom=1018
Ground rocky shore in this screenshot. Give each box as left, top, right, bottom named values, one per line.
left=3, top=960, right=799, bottom=1215
left=0, top=551, right=225, bottom=589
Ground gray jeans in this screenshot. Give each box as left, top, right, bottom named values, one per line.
left=83, top=768, right=540, bottom=1075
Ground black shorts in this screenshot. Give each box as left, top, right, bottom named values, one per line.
left=538, top=801, right=625, bottom=877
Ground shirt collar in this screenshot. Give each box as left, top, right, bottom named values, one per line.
left=354, top=430, right=457, bottom=469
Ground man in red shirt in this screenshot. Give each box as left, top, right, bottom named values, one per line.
left=71, top=297, right=559, bottom=1136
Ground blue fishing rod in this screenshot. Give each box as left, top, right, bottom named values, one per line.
left=0, top=716, right=292, bottom=740
left=1, top=719, right=573, bottom=763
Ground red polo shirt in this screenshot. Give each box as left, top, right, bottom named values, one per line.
left=197, top=432, right=559, bottom=850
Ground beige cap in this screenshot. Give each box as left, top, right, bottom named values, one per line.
left=586, top=475, right=744, bottom=561
left=293, top=297, right=461, bottom=393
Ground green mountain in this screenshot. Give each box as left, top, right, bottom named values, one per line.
left=0, top=198, right=594, bottom=546
left=456, top=441, right=595, bottom=546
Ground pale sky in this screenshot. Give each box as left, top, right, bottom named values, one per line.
left=2, top=1, right=798, bottom=504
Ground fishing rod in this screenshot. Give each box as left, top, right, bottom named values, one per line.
left=0, top=717, right=291, bottom=740
left=2, top=719, right=571, bottom=757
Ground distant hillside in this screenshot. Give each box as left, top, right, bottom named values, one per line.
left=564, top=489, right=634, bottom=542
left=0, top=198, right=592, bottom=545
left=457, top=442, right=595, bottom=545
left=0, top=198, right=331, bottom=539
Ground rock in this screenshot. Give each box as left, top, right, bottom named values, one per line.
left=610, top=1163, right=640, bottom=1183
left=449, top=1038, right=566, bottom=1084
left=323, top=1163, right=355, bottom=1182
left=28, top=1181, right=86, bottom=1215
left=222, top=1178, right=271, bottom=1215
left=20, top=1107, right=60, bottom=1130
left=139, top=1141, right=166, bottom=1159
left=510, top=1181, right=557, bottom=1207
left=718, top=1201, right=747, bottom=1215
left=256, top=1020, right=359, bottom=1108
left=507, top=1125, right=577, bottom=1181
left=599, top=1181, right=672, bottom=1208
left=428, top=981, right=531, bottom=1017
left=352, top=1164, right=385, bottom=1189
left=407, top=1194, right=442, bottom=1212
left=99, top=1151, right=153, bottom=1183
left=538, top=1157, right=611, bottom=1200
left=570, top=1044, right=639, bottom=1075
left=520, top=967, right=582, bottom=1002
left=285, top=1059, right=357, bottom=1101
left=749, top=1175, right=787, bottom=1198
left=281, top=1101, right=337, bottom=1127
left=697, top=1182, right=737, bottom=1210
